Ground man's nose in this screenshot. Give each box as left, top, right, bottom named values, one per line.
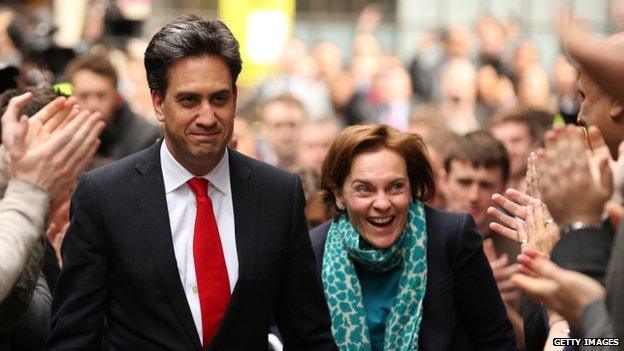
left=83, top=96, right=101, bottom=111
left=468, top=184, right=480, bottom=202
left=196, top=101, right=217, bottom=127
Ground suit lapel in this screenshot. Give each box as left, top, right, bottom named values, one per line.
left=209, top=148, right=259, bottom=349
left=132, top=142, right=202, bottom=350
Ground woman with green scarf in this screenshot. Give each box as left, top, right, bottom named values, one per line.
left=310, top=124, right=518, bottom=350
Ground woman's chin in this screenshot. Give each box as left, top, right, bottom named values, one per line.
left=361, top=225, right=402, bottom=250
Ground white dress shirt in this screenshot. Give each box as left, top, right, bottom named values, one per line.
left=160, top=141, right=238, bottom=344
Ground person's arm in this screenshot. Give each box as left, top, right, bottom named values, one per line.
left=544, top=312, right=570, bottom=351
left=273, top=174, right=337, bottom=351
left=0, top=180, right=49, bottom=301
left=46, top=174, right=109, bottom=350
left=0, top=146, right=10, bottom=197
left=550, top=225, right=612, bottom=283
left=579, top=219, right=624, bottom=347
left=505, top=304, right=526, bottom=350
left=0, top=93, right=104, bottom=303
left=579, top=300, right=615, bottom=342
left=522, top=295, right=549, bottom=351
left=0, top=239, right=45, bottom=332
left=9, top=273, right=52, bottom=349
left=453, top=214, right=519, bottom=350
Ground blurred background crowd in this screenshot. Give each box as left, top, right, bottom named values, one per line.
left=1, top=0, right=615, bottom=217
left=2, top=0, right=624, bottom=350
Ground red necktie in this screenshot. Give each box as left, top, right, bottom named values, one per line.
left=187, top=177, right=231, bottom=348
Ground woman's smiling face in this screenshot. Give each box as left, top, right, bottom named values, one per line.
left=335, top=147, right=412, bottom=249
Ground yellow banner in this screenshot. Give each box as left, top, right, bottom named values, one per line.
left=219, top=0, right=295, bottom=87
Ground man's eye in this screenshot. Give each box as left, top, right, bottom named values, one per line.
left=179, top=96, right=198, bottom=105
left=212, top=95, right=227, bottom=105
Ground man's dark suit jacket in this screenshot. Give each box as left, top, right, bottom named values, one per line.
left=97, top=101, right=161, bottom=160
left=580, top=221, right=624, bottom=348
left=47, top=142, right=336, bottom=350
left=522, top=221, right=614, bottom=351
left=309, top=206, right=519, bottom=351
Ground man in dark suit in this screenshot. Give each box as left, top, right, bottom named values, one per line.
left=47, top=15, right=336, bottom=350
left=510, top=125, right=623, bottom=349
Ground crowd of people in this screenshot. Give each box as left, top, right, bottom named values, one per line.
left=0, top=1, right=624, bottom=351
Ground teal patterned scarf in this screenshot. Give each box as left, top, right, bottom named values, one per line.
left=322, top=201, right=428, bottom=351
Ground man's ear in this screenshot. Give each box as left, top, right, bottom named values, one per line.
left=233, top=84, right=238, bottom=118
left=151, top=90, right=165, bottom=123
left=610, top=97, right=624, bottom=120
left=437, top=168, right=448, bottom=193
left=441, top=168, right=449, bottom=185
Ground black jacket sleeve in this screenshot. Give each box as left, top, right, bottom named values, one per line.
left=452, top=214, right=519, bottom=350
left=273, top=175, right=337, bottom=351
left=47, top=174, right=109, bottom=350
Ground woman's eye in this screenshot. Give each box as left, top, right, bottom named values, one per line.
left=356, top=185, right=370, bottom=193
left=391, top=183, right=405, bottom=191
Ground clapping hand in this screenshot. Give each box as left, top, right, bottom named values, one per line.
left=1, top=93, right=105, bottom=199
left=483, top=239, right=520, bottom=305
left=537, top=126, right=611, bottom=227
left=515, top=200, right=559, bottom=254
left=512, top=249, right=605, bottom=329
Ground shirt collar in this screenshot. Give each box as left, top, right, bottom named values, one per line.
left=160, top=140, right=230, bottom=195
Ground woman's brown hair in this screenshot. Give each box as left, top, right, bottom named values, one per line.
left=320, top=124, right=435, bottom=217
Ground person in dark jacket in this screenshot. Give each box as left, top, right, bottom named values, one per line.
left=65, top=53, right=160, bottom=160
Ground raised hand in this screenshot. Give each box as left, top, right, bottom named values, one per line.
left=537, top=126, right=611, bottom=227
left=512, top=253, right=605, bottom=329
left=483, top=239, right=520, bottom=305
left=516, top=200, right=559, bottom=254
left=525, top=152, right=540, bottom=199
left=2, top=94, right=79, bottom=165
left=1, top=93, right=105, bottom=199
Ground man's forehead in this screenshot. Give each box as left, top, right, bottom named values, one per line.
left=164, top=55, right=234, bottom=91
left=492, top=120, right=530, bottom=135
left=448, top=159, right=504, bottom=178
left=263, top=103, right=305, bottom=121
left=578, top=70, right=602, bottom=94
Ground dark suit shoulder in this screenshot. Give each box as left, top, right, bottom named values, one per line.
left=424, top=206, right=471, bottom=245
left=88, top=146, right=153, bottom=177
left=115, top=104, right=160, bottom=151
left=82, top=144, right=159, bottom=191
left=551, top=224, right=613, bottom=283
left=309, top=221, right=331, bottom=266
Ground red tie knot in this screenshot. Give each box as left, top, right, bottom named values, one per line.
left=187, top=177, right=209, bottom=199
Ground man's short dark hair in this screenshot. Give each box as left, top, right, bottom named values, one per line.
left=258, top=93, right=308, bottom=121
left=0, top=86, right=61, bottom=144
left=444, top=131, right=510, bottom=183
left=0, top=86, right=60, bottom=117
left=144, top=15, right=242, bottom=94
left=65, top=53, right=118, bottom=87
left=489, top=107, right=553, bottom=148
